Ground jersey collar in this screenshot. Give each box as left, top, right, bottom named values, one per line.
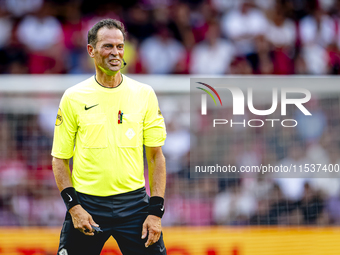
left=93, top=74, right=125, bottom=92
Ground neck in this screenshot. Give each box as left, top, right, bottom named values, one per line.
left=95, top=69, right=122, bottom=88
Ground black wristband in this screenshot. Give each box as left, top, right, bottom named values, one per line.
left=148, top=196, right=165, bottom=218
left=61, top=187, right=80, bottom=211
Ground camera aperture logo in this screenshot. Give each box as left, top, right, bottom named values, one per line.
left=196, top=82, right=223, bottom=114
left=196, top=82, right=312, bottom=128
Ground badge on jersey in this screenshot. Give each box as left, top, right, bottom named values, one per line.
left=118, top=110, right=123, bottom=124
left=55, top=108, right=63, bottom=126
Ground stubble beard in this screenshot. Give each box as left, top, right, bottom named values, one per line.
left=98, top=59, right=121, bottom=76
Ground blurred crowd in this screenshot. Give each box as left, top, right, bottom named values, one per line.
left=0, top=113, right=63, bottom=226
left=2, top=0, right=340, bottom=74
left=2, top=0, right=340, bottom=227
left=2, top=92, right=340, bottom=227
left=179, top=96, right=340, bottom=226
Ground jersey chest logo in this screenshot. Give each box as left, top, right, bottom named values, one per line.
left=85, top=104, right=99, bottom=111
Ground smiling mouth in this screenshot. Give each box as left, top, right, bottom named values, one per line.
left=109, top=59, right=120, bottom=65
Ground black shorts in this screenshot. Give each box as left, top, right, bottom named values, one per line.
left=57, top=187, right=166, bottom=255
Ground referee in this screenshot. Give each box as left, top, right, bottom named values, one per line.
left=52, top=19, right=167, bottom=255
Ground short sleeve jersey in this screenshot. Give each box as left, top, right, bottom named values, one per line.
left=51, top=75, right=166, bottom=196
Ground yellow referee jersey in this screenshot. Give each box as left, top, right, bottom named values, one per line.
left=51, top=74, right=166, bottom=196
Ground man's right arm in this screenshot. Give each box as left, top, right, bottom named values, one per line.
left=52, top=157, right=98, bottom=236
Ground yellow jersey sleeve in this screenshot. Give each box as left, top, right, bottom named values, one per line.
left=51, top=92, right=78, bottom=159
left=143, top=89, right=166, bottom=147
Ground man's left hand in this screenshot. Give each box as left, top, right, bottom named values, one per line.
left=141, top=215, right=162, bottom=247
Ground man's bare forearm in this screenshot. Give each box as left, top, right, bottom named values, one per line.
left=52, top=157, right=73, bottom=192
left=143, top=146, right=166, bottom=247
left=52, top=157, right=98, bottom=235
left=145, top=146, right=166, bottom=197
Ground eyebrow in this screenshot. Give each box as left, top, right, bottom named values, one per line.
left=103, top=43, right=124, bottom=46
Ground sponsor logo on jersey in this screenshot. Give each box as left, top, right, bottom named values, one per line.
left=55, top=108, right=63, bottom=126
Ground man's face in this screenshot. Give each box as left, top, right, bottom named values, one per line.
left=88, top=27, right=124, bottom=75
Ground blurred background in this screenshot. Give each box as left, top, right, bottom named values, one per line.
left=3, top=0, right=340, bottom=75
left=2, top=0, right=340, bottom=254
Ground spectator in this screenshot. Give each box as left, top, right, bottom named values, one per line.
left=220, top=0, right=268, bottom=56
left=162, top=177, right=187, bottom=226
left=0, top=33, right=29, bottom=74
left=162, top=120, right=190, bottom=174
left=4, top=0, right=43, bottom=17
left=125, top=5, right=155, bottom=43
left=16, top=2, right=64, bottom=73
left=192, top=2, right=217, bottom=43
left=0, top=198, right=19, bottom=226
left=61, top=1, right=87, bottom=73
left=183, top=179, right=216, bottom=226
left=275, top=140, right=311, bottom=201
left=267, top=9, right=296, bottom=47
left=243, top=175, right=273, bottom=200
left=211, top=0, right=239, bottom=13
left=299, top=8, right=334, bottom=74
left=318, top=0, right=336, bottom=13
left=299, top=9, right=335, bottom=47
left=302, top=44, right=330, bottom=74
left=190, top=22, right=235, bottom=74
left=30, top=188, right=65, bottom=226
left=249, top=35, right=274, bottom=74
left=254, top=0, right=275, bottom=12
left=168, top=3, right=195, bottom=73
left=308, top=131, right=340, bottom=197
left=327, top=189, right=340, bottom=224
left=168, top=3, right=195, bottom=47
left=295, top=98, right=327, bottom=144
left=17, top=3, right=63, bottom=51
left=0, top=148, right=27, bottom=189
left=296, top=182, right=325, bottom=224
left=249, top=183, right=296, bottom=226
left=213, top=181, right=257, bottom=225
left=230, top=57, right=254, bottom=74
left=139, top=25, right=185, bottom=74
left=0, top=8, right=13, bottom=49
left=294, top=51, right=308, bottom=74
left=265, top=6, right=296, bottom=74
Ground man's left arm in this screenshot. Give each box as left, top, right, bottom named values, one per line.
left=142, top=146, right=166, bottom=248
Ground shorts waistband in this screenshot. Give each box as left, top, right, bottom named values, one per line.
left=76, top=187, right=146, bottom=201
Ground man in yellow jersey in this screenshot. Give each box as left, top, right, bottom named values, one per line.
left=52, top=19, right=167, bottom=255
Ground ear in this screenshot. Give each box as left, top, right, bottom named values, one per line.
left=87, top=44, right=95, bottom=58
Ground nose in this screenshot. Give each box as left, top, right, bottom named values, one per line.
left=110, top=46, right=119, bottom=56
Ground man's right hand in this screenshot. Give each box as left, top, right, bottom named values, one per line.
left=69, top=205, right=99, bottom=236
